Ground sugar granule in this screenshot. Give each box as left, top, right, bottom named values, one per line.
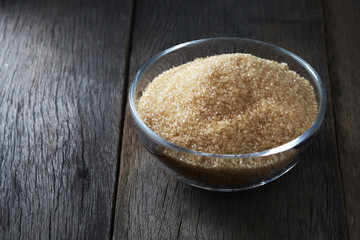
left=138, top=53, right=318, bottom=154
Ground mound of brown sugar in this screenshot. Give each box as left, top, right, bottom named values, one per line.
left=138, top=53, right=318, bottom=154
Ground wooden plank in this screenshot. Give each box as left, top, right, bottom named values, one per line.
left=0, top=0, right=132, bottom=239
left=114, top=0, right=347, bottom=239
left=323, top=0, right=360, bottom=238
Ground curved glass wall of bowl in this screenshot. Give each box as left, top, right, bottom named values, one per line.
left=130, top=38, right=326, bottom=191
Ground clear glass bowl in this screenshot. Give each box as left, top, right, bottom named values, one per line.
left=129, top=38, right=326, bottom=192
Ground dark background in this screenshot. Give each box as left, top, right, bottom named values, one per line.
left=0, top=0, right=359, bottom=239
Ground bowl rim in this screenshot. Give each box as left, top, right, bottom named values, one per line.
left=129, top=37, right=326, bottom=159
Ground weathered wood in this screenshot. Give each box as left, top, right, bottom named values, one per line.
left=114, top=0, right=347, bottom=239
left=323, top=0, right=360, bottom=238
left=0, top=0, right=132, bottom=239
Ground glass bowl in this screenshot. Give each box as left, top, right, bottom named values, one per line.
left=129, top=37, right=326, bottom=192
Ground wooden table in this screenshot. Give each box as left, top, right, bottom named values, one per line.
left=1, top=0, right=359, bottom=239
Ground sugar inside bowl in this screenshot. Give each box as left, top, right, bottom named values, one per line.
left=129, top=38, right=326, bottom=191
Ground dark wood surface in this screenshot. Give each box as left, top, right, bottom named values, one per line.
left=323, top=0, right=360, bottom=238
left=0, top=0, right=358, bottom=239
left=0, top=0, right=132, bottom=239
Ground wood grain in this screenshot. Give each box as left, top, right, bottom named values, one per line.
left=114, top=0, right=347, bottom=239
left=323, top=0, right=360, bottom=238
left=0, top=0, right=132, bottom=239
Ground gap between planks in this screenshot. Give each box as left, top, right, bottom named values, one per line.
left=108, top=0, right=137, bottom=239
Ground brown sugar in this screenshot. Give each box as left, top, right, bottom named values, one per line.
left=137, top=53, right=318, bottom=155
